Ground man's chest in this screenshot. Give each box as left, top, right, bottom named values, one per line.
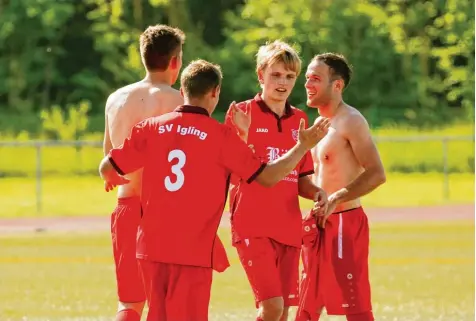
left=315, top=128, right=349, bottom=163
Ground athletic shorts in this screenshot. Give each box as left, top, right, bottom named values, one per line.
left=110, top=196, right=145, bottom=303
left=139, top=259, right=213, bottom=321
left=235, top=237, right=300, bottom=307
left=296, top=207, right=372, bottom=320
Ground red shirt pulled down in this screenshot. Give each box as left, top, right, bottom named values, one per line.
left=225, top=93, right=314, bottom=307
left=108, top=105, right=265, bottom=321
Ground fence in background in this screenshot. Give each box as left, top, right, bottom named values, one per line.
left=0, top=136, right=474, bottom=214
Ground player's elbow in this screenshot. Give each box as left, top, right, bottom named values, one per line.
left=98, top=157, right=110, bottom=178
left=374, top=168, right=386, bottom=186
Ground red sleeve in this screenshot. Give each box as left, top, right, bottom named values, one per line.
left=108, top=120, right=150, bottom=175
left=298, top=112, right=314, bottom=177
left=219, top=125, right=266, bottom=183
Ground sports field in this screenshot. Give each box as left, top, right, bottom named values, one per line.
left=0, top=204, right=474, bottom=321
left=0, top=124, right=474, bottom=320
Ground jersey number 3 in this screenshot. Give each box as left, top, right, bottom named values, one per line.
left=165, top=149, right=186, bottom=192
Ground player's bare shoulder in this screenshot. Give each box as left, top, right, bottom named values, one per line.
left=152, top=85, right=183, bottom=110
left=105, top=82, right=139, bottom=113
left=335, top=104, right=371, bottom=139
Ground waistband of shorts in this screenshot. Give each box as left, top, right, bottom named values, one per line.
left=332, top=206, right=363, bottom=215
left=117, top=196, right=141, bottom=205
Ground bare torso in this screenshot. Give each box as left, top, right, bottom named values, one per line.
left=313, top=105, right=364, bottom=212
left=106, top=81, right=183, bottom=198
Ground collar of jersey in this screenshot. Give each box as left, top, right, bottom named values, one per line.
left=175, top=105, right=210, bottom=117
left=254, top=93, right=294, bottom=119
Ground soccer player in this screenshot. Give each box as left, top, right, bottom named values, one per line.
left=102, top=24, right=185, bottom=321
left=225, top=40, right=329, bottom=321
left=296, top=53, right=387, bottom=321
left=99, top=59, right=330, bottom=321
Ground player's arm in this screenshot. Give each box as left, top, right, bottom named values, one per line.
left=298, top=176, right=324, bottom=199
left=329, top=114, right=386, bottom=204
left=99, top=121, right=150, bottom=192
left=221, top=118, right=329, bottom=187
left=103, top=95, right=114, bottom=156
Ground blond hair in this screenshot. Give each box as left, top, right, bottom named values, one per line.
left=256, top=40, right=302, bottom=76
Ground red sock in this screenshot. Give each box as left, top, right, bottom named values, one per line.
left=346, top=311, right=374, bottom=321
left=115, top=309, right=141, bottom=321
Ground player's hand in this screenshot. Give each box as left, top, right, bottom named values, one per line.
left=312, top=188, right=329, bottom=217
left=316, top=195, right=338, bottom=228
left=102, top=171, right=130, bottom=192
left=297, top=117, right=330, bottom=150
left=230, top=101, right=251, bottom=137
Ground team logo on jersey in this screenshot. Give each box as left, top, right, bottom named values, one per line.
left=291, top=129, right=299, bottom=142
left=266, top=147, right=282, bottom=162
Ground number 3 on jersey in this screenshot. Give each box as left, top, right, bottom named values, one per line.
left=165, top=149, right=186, bottom=192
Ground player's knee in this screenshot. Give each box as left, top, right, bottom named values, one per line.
left=118, top=301, right=145, bottom=316
left=259, top=297, right=284, bottom=321
left=346, top=311, right=374, bottom=321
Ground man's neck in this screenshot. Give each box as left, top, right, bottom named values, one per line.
left=261, top=94, right=287, bottom=117
left=317, top=97, right=343, bottom=118
left=184, top=98, right=212, bottom=114
left=144, top=71, right=172, bottom=86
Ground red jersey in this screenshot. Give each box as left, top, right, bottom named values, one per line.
left=225, top=94, right=314, bottom=248
left=108, top=105, right=265, bottom=268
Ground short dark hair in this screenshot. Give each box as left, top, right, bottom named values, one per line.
left=313, top=53, right=352, bottom=88
left=180, top=60, right=223, bottom=98
left=139, top=24, right=185, bottom=71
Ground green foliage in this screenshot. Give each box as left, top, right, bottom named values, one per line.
left=0, top=0, right=473, bottom=127
left=40, top=101, right=91, bottom=140
left=218, top=0, right=475, bottom=126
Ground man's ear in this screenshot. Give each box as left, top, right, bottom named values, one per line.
left=333, top=79, right=344, bottom=92
left=169, top=55, right=178, bottom=70
left=211, top=85, right=221, bottom=98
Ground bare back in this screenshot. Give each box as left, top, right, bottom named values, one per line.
left=105, top=81, right=183, bottom=198
left=312, top=105, right=369, bottom=211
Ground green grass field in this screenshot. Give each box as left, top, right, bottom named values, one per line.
left=0, top=222, right=474, bottom=321
left=0, top=172, right=474, bottom=218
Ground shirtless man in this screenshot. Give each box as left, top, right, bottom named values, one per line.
left=296, top=53, right=386, bottom=321
left=102, top=24, right=185, bottom=321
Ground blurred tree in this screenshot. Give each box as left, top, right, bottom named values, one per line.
left=217, top=0, right=474, bottom=126
left=0, top=0, right=472, bottom=132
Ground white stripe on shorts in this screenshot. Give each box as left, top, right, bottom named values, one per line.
left=338, top=213, right=343, bottom=259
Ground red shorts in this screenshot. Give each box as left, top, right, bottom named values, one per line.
left=110, top=197, right=145, bottom=303
left=139, top=259, right=213, bottom=321
left=296, top=207, right=372, bottom=320
left=235, top=237, right=300, bottom=307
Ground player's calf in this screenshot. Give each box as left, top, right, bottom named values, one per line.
left=115, top=301, right=145, bottom=321
left=257, top=297, right=284, bottom=321
left=279, top=306, right=290, bottom=321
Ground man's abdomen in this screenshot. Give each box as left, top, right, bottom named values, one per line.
left=318, top=163, right=362, bottom=213
left=117, top=170, right=142, bottom=198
